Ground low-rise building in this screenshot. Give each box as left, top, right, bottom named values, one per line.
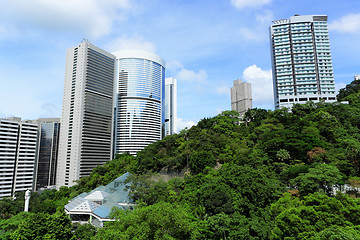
left=64, top=172, right=134, bottom=227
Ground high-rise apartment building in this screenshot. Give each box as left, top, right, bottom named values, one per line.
left=270, top=15, right=336, bottom=109
left=0, top=117, right=38, bottom=198
left=164, top=77, right=177, bottom=136
left=34, top=118, right=60, bottom=190
left=113, top=50, right=165, bottom=155
left=231, top=79, right=252, bottom=117
left=57, top=41, right=116, bottom=188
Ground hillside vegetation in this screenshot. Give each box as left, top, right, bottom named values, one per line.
left=2, top=80, right=360, bottom=239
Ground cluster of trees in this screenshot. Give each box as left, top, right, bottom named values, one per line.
left=2, top=79, right=360, bottom=239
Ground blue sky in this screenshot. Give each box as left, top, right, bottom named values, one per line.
left=0, top=0, right=359, bottom=131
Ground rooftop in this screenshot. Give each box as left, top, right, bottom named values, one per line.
left=65, top=172, right=134, bottom=220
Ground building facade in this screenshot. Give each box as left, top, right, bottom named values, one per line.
left=34, top=118, right=60, bottom=190
left=0, top=117, right=38, bottom=198
left=231, top=79, right=252, bottom=117
left=113, top=50, right=165, bottom=155
left=164, top=77, right=177, bottom=136
left=270, top=15, right=336, bottom=109
left=57, top=41, right=116, bottom=188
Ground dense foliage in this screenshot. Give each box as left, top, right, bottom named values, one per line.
left=2, top=80, right=360, bottom=239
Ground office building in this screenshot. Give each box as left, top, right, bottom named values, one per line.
left=57, top=41, right=116, bottom=188
left=0, top=117, right=38, bottom=198
left=164, top=77, right=177, bottom=136
left=270, top=15, right=336, bottom=109
left=231, top=79, right=252, bottom=116
left=113, top=50, right=165, bottom=155
left=34, top=118, right=60, bottom=190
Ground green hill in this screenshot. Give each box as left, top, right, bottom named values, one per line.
left=3, top=79, right=360, bottom=239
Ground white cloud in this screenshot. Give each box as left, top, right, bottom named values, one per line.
left=163, top=60, right=207, bottom=84
left=0, top=87, right=43, bottom=120
left=329, top=13, right=360, bottom=34
left=335, top=82, right=346, bottom=94
left=0, top=0, right=131, bottom=38
left=255, top=10, right=274, bottom=23
left=216, top=108, right=224, bottom=115
left=238, top=10, right=273, bottom=41
left=106, top=35, right=156, bottom=53
left=40, top=102, right=61, bottom=118
left=239, top=27, right=259, bottom=41
left=230, top=0, right=271, bottom=10
left=0, top=25, right=18, bottom=39
left=242, top=64, right=273, bottom=105
left=176, top=118, right=197, bottom=132
left=176, top=69, right=207, bottom=83
left=216, top=85, right=230, bottom=95
left=166, top=59, right=184, bottom=74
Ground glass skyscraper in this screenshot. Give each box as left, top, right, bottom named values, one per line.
left=113, top=50, right=165, bottom=155
left=34, top=118, right=60, bottom=190
left=270, top=15, right=336, bottom=109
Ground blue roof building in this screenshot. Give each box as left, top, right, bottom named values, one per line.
left=64, top=172, right=134, bottom=227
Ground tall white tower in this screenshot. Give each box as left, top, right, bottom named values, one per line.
left=113, top=50, right=165, bottom=155
left=56, top=41, right=116, bottom=188
left=0, top=117, right=38, bottom=198
left=164, top=77, right=177, bottom=136
left=270, top=15, right=336, bottom=109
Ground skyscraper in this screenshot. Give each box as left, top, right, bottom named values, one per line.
left=0, top=117, right=38, bottom=198
left=57, top=41, right=116, bottom=188
left=113, top=50, right=165, bottom=155
left=231, top=79, right=252, bottom=117
left=34, top=118, right=60, bottom=190
left=164, top=77, right=177, bottom=136
left=270, top=15, right=336, bottom=109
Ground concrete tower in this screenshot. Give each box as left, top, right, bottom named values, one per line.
left=164, top=77, right=177, bottom=136
left=56, top=41, right=116, bottom=188
left=231, top=79, right=252, bottom=117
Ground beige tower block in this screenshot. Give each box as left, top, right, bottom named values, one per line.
left=231, top=79, right=252, bottom=117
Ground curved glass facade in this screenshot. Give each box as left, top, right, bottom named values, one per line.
left=114, top=52, right=165, bottom=155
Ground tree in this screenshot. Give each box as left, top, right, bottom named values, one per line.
left=126, top=173, right=170, bottom=205
left=337, top=77, right=360, bottom=102
left=290, top=164, right=345, bottom=196
left=307, top=147, right=326, bottom=163
left=243, top=108, right=269, bottom=127
left=10, top=212, right=74, bottom=240
left=276, top=149, right=291, bottom=162
left=308, top=225, right=360, bottom=240
left=189, top=150, right=216, bottom=174
left=270, top=192, right=360, bottom=239
left=217, top=164, right=283, bottom=217
left=94, top=202, right=195, bottom=240
left=73, top=223, right=96, bottom=240
left=0, top=212, right=31, bottom=240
